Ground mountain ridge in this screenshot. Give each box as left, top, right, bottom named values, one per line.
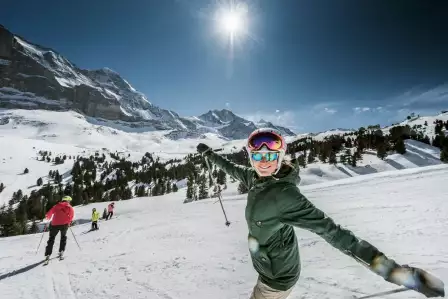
left=0, top=25, right=295, bottom=140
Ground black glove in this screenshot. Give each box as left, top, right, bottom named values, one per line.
left=197, top=143, right=212, bottom=155
left=371, top=256, right=445, bottom=297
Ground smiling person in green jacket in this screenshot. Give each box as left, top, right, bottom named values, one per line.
left=196, top=128, right=444, bottom=299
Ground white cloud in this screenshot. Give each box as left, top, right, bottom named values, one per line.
left=393, top=84, right=448, bottom=110
left=275, top=109, right=280, bottom=113
left=310, top=102, right=340, bottom=115
left=324, top=107, right=337, bottom=114
left=354, top=107, right=370, bottom=113
left=353, top=106, right=385, bottom=113
left=225, top=102, right=230, bottom=108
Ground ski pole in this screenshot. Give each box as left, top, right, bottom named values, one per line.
left=35, top=223, right=48, bottom=255
left=353, top=287, right=410, bottom=299
left=69, top=226, right=82, bottom=251
left=204, top=157, right=231, bottom=227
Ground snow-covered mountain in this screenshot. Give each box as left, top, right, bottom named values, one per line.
left=1, top=108, right=447, bottom=206
left=0, top=164, right=447, bottom=299
left=0, top=25, right=293, bottom=140
left=188, top=109, right=295, bottom=139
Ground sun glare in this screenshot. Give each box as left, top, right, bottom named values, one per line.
left=204, top=0, right=258, bottom=75
left=215, top=1, right=249, bottom=39
left=220, top=9, right=244, bottom=36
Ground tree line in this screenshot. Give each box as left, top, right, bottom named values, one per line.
left=1, top=117, right=447, bottom=237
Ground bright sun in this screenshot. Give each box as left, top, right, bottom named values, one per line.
left=215, top=2, right=248, bottom=38
left=220, top=10, right=243, bottom=35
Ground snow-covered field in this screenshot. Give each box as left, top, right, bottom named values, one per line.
left=0, top=164, right=447, bottom=299
left=0, top=109, right=445, bottom=205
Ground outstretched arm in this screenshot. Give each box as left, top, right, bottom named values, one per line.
left=276, top=185, right=445, bottom=298
left=276, top=185, right=381, bottom=265
left=198, top=144, right=254, bottom=189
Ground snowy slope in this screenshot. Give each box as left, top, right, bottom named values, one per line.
left=1, top=109, right=445, bottom=205
left=293, top=112, right=448, bottom=142
left=0, top=165, right=447, bottom=299
left=298, top=139, right=442, bottom=185
left=382, top=112, right=448, bottom=138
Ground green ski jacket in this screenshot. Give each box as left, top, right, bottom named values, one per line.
left=205, top=151, right=391, bottom=291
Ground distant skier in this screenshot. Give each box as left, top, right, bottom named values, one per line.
left=197, top=128, right=444, bottom=299
left=44, top=196, right=74, bottom=260
left=91, top=208, right=100, bottom=230
left=106, top=202, right=115, bottom=220
left=102, top=208, right=107, bottom=220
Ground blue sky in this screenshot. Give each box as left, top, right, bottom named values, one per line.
left=2, top=0, right=448, bottom=133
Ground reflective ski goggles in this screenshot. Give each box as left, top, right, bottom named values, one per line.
left=251, top=152, right=279, bottom=162
left=248, top=132, right=283, bottom=151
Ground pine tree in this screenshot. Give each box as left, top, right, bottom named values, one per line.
left=166, top=181, right=172, bottom=194
left=298, top=155, right=306, bottom=168
left=351, top=154, right=357, bottom=167
left=37, top=177, right=43, bottom=186
left=395, top=138, right=406, bottom=154
left=198, top=175, right=208, bottom=200
left=186, top=176, right=194, bottom=200
left=1, top=204, right=19, bottom=237
left=28, top=221, right=39, bottom=234
left=160, top=180, right=166, bottom=195
left=24, top=168, right=29, bottom=174
left=307, top=152, right=315, bottom=164
left=0, top=182, right=4, bottom=193
left=123, top=187, right=132, bottom=200
left=432, top=134, right=443, bottom=149
left=238, top=182, right=249, bottom=194
left=318, top=150, right=328, bottom=163
left=441, top=144, right=448, bottom=163
left=329, top=151, right=337, bottom=164
left=377, top=143, right=387, bottom=160
left=216, top=170, right=227, bottom=185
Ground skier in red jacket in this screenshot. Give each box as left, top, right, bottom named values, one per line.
left=44, top=196, right=75, bottom=260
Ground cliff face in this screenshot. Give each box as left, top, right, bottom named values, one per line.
left=0, top=25, right=296, bottom=140
left=0, top=25, right=13, bottom=61
left=0, top=27, right=192, bottom=129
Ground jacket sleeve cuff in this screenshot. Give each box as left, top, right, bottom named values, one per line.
left=370, top=254, right=400, bottom=280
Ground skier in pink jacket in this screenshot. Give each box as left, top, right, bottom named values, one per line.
left=106, top=202, right=115, bottom=220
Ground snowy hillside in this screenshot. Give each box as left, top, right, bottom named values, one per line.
left=383, top=112, right=448, bottom=138
left=293, top=112, right=448, bottom=142
left=298, top=140, right=442, bottom=185
left=295, top=128, right=355, bottom=141
left=1, top=108, right=447, bottom=205
left=0, top=164, right=447, bottom=299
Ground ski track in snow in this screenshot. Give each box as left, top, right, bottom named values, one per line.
left=44, top=261, right=77, bottom=299
left=0, top=164, right=447, bottom=298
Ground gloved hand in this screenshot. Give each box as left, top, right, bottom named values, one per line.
left=371, top=255, right=445, bottom=298
left=389, top=265, right=445, bottom=298
left=197, top=143, right=212, bottom=155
